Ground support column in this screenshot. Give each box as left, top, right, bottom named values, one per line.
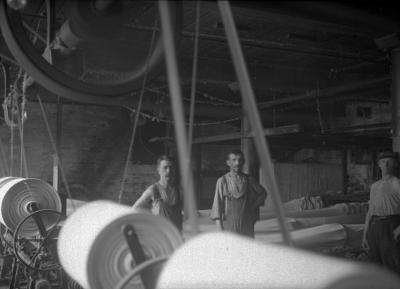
left=342, top=149, right=348, bottom=195
left=392, top=48, right=400, bottom=152
left=52, top=97, right=62, bottom=191
left=241, top=112, right=259, bottom=180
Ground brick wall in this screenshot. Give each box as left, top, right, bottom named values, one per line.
left=0, top=102, right=160, bottom=205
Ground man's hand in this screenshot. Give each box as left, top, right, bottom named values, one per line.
left=393, top=225, right=400, bottom=241
left=216, top=219, right=224, bottom=230
left=361, top=236, right=369, bottom=251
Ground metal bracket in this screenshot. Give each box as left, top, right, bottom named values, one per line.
left=122, top=224, right=155, bottom=289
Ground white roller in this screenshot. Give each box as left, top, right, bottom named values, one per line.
left=58, top=200, right=183, bottom=289
left=157, top=232, right=400, bottom=289
left=0, top=177, right=62, bottom=236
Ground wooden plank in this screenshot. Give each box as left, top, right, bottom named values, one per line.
left=192, top=124, right=301, bottom=144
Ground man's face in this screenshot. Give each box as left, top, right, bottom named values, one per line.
left=378, top=157, right=397, bottom=174
left=158, top=160, right=174, bottom=181
left=226, top=153, right=244, bottom=173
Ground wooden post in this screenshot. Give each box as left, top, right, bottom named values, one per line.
left=342, top=149, right=348, bottom=194
left=53, top=97, right=62, bottom=191
left=241, top=112, right=259, bottom=180
left=392, top=48, right=400, bottom=153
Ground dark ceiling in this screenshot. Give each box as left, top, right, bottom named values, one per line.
left=0, top=0, right=399, bottom=149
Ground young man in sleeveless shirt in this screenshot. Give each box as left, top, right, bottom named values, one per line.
left=133, top=155, right=183, bottom=231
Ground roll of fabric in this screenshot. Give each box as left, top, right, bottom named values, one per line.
left=156, top=232, right=400, bottom=289
left=58, top=200, right=183, bottom=289
left=0, top=177, right=61, bottom=236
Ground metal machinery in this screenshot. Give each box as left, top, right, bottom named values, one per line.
left=0, top=1, right=183, bottom=288
left=0, top=177, right=69, bottom=289
left=2, top=1, right=400, bottom=289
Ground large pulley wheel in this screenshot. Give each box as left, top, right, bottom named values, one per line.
left=13, top=209, right=62, bottom=272
left=0, top=0, right=182, bottom=105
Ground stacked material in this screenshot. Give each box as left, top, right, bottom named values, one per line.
left=156, top=232, right=400, bottom=289
left=58, top=200, right=183, bottom=289
left=256, top=223, right=348, bottom=249
left=256, top=201, right=367, bottom=249
left=259, top=201, right=368, bottom=220
left=0, top=177, right=61, bottom=236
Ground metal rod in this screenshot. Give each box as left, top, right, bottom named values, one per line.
left=26, top=202, right=47, bottom=238
left=158, top=1, right=198, bottom=234
left=218, top=0, right=292, bottom=246
left=122, top=224, right=154, bottom=289
left=187, top=0, right=201, bottom=156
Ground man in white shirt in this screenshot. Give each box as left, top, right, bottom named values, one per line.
left=362, top=151, right=400, bottom=274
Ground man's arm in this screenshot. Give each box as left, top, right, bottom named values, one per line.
left=362, top=187, right=373, bottom=250
left=210, top=178, right=225, bottom=230
left=132, top=186, right=154, bottom=211
left=394, top=225, right=400, bottom=241
left=362, top=209, right=371, bottom=249
left=248, top=177, right=267, bottom=209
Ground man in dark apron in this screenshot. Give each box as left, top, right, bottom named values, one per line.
left=210, top=149, right=267, bottom=238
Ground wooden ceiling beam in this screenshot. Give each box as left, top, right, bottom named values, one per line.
left=192, top=124, right=301, bottom=144
left=258, top=76, right=391, bottom=109
left=228, top=2, right=397, bottom=38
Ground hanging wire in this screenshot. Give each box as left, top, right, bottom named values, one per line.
left=0, top=62, right=10, bottom=175
left=10, top=108, right=14, bottom=176
left=123, top=105, right=241, bottom=126
left=14, top=93, right=28, bottom=178
left=117, top=19, right=159, bottom=204
left=187, top=0, right=201, bottom=157
left=315, top=84, right=325, bottom=133
left=37, top=95, right=75, bottom=211
left=272, top=91, right=277, bottom=128
left=0, top=136, right=9, bottom=177
left=145, top=86, right=240, bottom=107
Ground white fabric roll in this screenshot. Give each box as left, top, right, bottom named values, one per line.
left=0, top=177, right=61, bottom=236
left=156, top=232, right=400, bottom=289
left=58, top=200, right=183, bottom=289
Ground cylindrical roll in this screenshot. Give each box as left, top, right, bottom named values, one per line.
left=156, top=232, right=400, bottom=289
left=58, top=200, right=183, bottom=289
left=0, top=177, right=62, bottom=236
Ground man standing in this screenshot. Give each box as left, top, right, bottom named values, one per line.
left=210, top=149, right=267, bottom=238
left=362, top=151, right=400, bottom=274
left=133, top=155, right=183, bottom=231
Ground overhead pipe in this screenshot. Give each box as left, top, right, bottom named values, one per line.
left=125, top=24, right=385, bottom=63
left=258, top=76, right=391, bottom=109
left=295, top=2, right=399, bottom=35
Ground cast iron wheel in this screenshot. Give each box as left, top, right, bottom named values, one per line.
left=0, top=0, right=182, bottom=105
left=113, top=256, right=168, bottom=289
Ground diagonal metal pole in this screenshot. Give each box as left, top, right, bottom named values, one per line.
left=158, top=1, right=198, bottom=234
left=218, top=0, right=292, bottom=246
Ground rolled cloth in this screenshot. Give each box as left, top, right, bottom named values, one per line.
left=0, top=177, right=61, bottom=236
left=57, top=200, right=183, bottom=289
left=156, top=231, right=400, bottom=289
